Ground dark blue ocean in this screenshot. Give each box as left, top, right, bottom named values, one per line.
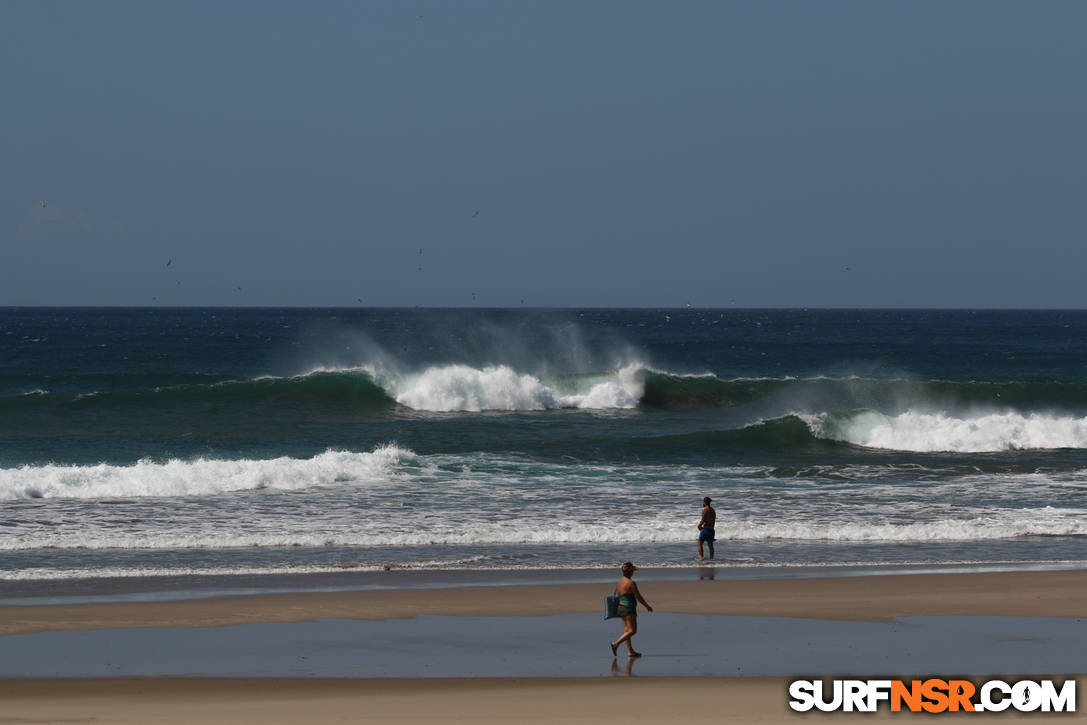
left=2, top=308, right=1087, bottom=585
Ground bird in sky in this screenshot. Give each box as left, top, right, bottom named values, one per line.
left=166, top=259, right=172, bottom=267
left=41, top=201, right=47, bottom=208
left=472, top=210, right=479, bottom=218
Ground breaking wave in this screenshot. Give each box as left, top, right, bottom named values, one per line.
left=10, top=352, right=1087, bottom=421
left=0, top=445, right=412, bottom=500
left=7, top=370, right=1087, bottom=416
left=805, top=410, right=1087, bottom=452
left=386, top=364, right=643, bottom=411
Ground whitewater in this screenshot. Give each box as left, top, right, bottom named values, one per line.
left=378, top=362, right=645, bottom=411
left=804, top=410, right=1087, bottom=452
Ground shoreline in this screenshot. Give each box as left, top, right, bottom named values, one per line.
left=3, top=569, right=1087, bottom=637
left=5, top=559, right=1086, bottom=606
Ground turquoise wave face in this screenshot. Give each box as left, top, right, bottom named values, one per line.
left=7, top=369, right=1087, bottom=424
left=641, top=373, right=1087, bottom=411
left=0, top=370, right=397, bottom=416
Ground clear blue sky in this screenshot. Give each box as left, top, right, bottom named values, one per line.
left=3, top=1, right=1085, bottom=307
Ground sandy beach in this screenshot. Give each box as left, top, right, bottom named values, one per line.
left=0, top=677, right=847, bottom=724
left=3, top=569, right=1087, bottom=636
left=3, top=676, right=1086, bottom=724
left=2, top=570, right=1086, bottom=723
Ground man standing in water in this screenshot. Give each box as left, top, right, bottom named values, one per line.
left=697, top=496, right=716, bottom=560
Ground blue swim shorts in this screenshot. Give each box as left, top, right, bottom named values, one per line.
left=698, top=527, right=715, bottom=542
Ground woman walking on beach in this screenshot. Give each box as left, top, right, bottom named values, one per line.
left=610, top=562, right=652, bottom=658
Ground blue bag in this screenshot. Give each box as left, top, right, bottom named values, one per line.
left=604, top=588, right=620, bottom=619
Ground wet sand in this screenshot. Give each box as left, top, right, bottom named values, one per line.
left=2, top=570, right=1086, bottom=723
left=3, top=569, right=1087, bottom=636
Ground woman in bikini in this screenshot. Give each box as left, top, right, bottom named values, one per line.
left=610, top=561, right=653, bottom=657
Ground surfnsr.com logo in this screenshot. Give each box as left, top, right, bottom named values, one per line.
left=789, top=679, right=1077, bottom=713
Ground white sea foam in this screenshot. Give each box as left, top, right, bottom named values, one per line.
left=564, top=365, right=643, bottom=409
left=0, top=445, right=412, bottom=501
left=5, top=508, right=1084, bottom=551
left=725, top=512, right=1087, bottom=542
left=8, top=559, right=1087, bottom=583
left=392, top=364, right=560, bottom=411
left=803, top=410, right=1087, bottom=452
left=389, top=363, right=643, bottom=411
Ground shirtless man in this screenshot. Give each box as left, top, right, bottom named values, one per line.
left=697, top=496, right=716, bottom=560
